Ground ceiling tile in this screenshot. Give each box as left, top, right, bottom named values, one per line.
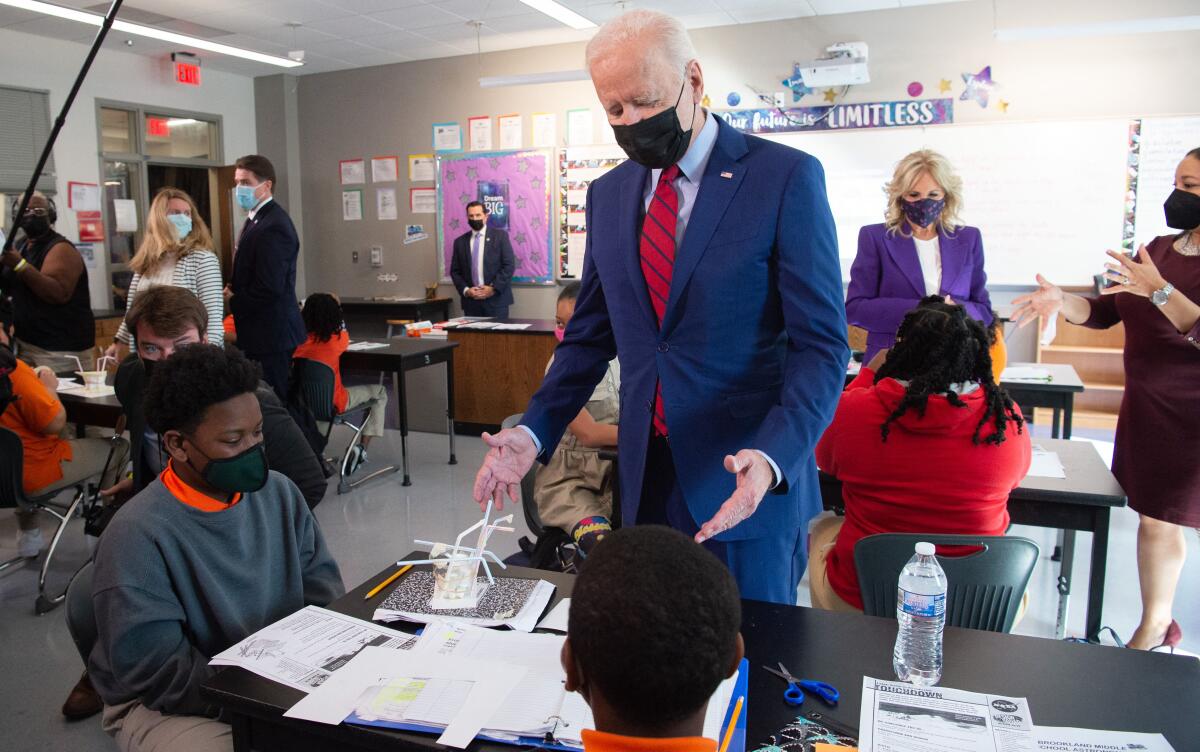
left=415, top=20, right=500, bottom=43
left=302, top=14, right=399, bottom=39
left=184, top=8, right=282, bottom=33
left=367, top=4, right=468, bottom=29
left=245, top=23, right=340, bottom=47
left=678, top=11, right=739, bottom=28
left=898, top=0, right=969, bottom=5
left=0, top=6, right=43, bottom=26
left=807, top=0, right=898, bottom=14
left=729, top=1, right=815, bottom=23
left=206, top=33, right=292, bottom=55
left=3, top=16, right=94, bottom=41
left=348, top=26, right=431, bottom=51
left=432, top=0, right=550, bottom=21
left=481, top=12, right=564, bottom=33
left=258, top=0, right=347, bottom=25
left=318, top=0, right=427, bottom=13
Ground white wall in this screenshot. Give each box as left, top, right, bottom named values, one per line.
left=0, top=26, right=257, bottom=310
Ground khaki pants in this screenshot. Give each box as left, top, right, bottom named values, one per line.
left=102, top=701, right=232, bottom=752
left=807, top=515, right=862, bottom=613
left=533, top=446, right=614, bottom=534
left=345, top=384, right=387, bottom=438
left=17, top=437, right=129, bottom=530
left=15, top=338, right=95, bottom=372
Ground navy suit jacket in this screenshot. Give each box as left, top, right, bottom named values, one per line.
left=521, top=117, right=848, bottom=542
left=229, top=200, right=305, bottom=355
left=449, top=228, right=515, bottom=310
left=846, top=223, right=993, bottom=361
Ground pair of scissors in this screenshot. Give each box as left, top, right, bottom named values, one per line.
left=763, top=663, right=840, bottom=707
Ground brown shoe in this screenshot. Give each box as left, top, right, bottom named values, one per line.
left=62, top=671, right=102, bottom=721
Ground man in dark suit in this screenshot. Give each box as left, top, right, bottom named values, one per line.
left=449, top=201, right=515, bottom=318
left=473, top=10, right=848, bottom=604
left=227, top=154, right=305, bottom=399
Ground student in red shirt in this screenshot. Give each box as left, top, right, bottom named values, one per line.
left=292, top=293, right=387, bottom=472
left=812, top=297, right=1031, bottom=612
left=563, top=525, right=743, bottom=752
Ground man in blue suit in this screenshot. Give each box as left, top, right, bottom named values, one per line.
left=449, top=201, right=515, bottom=318
left=228, top=154, right=305, bottom=400
left=473, top=9, right=848, bottom=604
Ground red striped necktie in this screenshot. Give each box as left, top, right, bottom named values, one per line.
left=639, top=164, right=681, bottom=437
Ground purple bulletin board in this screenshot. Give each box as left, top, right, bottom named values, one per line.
left=436, top=149, right=554, bottom=284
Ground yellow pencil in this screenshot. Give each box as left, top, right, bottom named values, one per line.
left=363, top=564, right=413, bottom=600
left=718, top=696, right=744, bottom=752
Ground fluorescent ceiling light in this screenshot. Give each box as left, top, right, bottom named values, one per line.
left=995, top=15, right=1200, bottom=41
left=479, top=69, right=589, bottom=87
left=0, top=0, right=303, bottom=68
left=515, top=0, right=596, bottom=30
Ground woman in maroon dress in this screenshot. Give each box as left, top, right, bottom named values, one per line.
left=1012, top=148, right=1200, bottom=650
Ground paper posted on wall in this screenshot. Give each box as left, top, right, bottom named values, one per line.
left=859, top=677, right=1034, bottom=752
left=210, top=606, right=418, bottom=693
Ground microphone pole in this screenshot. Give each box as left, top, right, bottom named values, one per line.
left=3, top=0, right=124, bottom=253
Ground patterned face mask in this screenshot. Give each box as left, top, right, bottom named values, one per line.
left=901, top=197, right=945, bottom=229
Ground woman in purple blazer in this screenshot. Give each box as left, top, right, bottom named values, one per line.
left=846, top=150, right=993, bottom=361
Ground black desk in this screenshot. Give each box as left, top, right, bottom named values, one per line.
left=340, top=339, right=459, bottom=487
left=340, top=297, right=453, bottom=335
left=203, top=563, right=1200, bottom=752
left=821, top=438, right=1125, bottom=642
left=1000, top=363, right=1085, bottom=440
left=203, top=558, right=573, bottom=752
left=59, top=389, right=122, bottom=437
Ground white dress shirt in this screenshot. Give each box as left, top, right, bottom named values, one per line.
left=463, top=226, right=487, bottom=296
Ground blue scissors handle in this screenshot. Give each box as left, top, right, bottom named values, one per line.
left=782, top=683, right=805, bottom=706
left=797, top=680, right=840, bottom=706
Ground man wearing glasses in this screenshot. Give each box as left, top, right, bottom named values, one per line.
left=1, top=191, right=95, bottom=371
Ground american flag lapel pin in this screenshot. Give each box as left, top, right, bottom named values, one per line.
left=720, top=171, right=733, bottom=179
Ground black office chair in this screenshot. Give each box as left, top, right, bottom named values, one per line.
left=854, top=533, right=1040, bottom=633
left=65, top=560, right=97, bottom=663
left=502, top=413, right=575, bottom=571
left=0, top=427, right=120, bottom=614
left=293, top=358, right=396, bottom=495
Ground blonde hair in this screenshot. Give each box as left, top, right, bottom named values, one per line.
left=585, top=9, right=697, bottom=81
left=883, top=149, right=964, bottom=236
left=129, top=187, right=216, bottom=276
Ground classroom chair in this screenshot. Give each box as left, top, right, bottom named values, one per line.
left=0, top=426, right=123, bottom=614
left=854, top=533, right=1039, bottom=633
left=292, top=358, right=396, bottom=495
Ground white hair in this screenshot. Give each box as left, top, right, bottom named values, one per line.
left=585, top=9, right=697, bottom=79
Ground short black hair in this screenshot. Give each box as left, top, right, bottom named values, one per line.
left=558, top=282, right=582, bottom=303
left=235, top=154, right=276, bottom=186
left=465, top=200, right=486, bottom=213
left=568, top=526, right=741, bottom=727
left=302, top=293, right=343, bottom=342
left=143, top=343, right=261, bottom=435
left=875, top=296, right=1023, bottom=445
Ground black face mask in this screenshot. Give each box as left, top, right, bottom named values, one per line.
left=467, top=218, right=485, bottom=232
left=20, top=215, right=50, bottom=238
left=141, top=357, right=157, bottom=382
left=611, top=79, right=695, bottom=169
left=1164, top=189, right=1200, bottom=231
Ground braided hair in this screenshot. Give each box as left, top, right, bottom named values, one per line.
left=301, top=293, right=344, bottom=343
left=874, top=296, right=1023, bottom=446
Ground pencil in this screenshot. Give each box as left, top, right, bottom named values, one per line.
left=718, top=696, right=744, bottom=752
left=363, top=564, right=413, bottom=600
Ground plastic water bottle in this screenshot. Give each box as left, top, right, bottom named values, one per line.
left=892, top=541, right=947, bottom=686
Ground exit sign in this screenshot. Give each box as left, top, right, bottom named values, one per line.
left=146, top=116, right=169, bottom=137
left=175, top=61, right=201, bottom=86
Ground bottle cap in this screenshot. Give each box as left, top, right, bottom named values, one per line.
left=915, top=542, right=936, bottom=556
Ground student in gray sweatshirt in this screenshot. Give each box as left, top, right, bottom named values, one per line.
left=88, top=343, right=344, bottom=752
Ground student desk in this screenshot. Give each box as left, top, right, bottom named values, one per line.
left=820, top=438, right=1125, bottom=643
left=446, top=319, right=558, bottom=432
left=202, top=561, right=1200, bottom=752
left=339, top=297, right=453, bottom=334
left=340, top=339, right=459, bottom=486
left=844, top=362, right=1084, bottom=439
left=58, top=389, right=122, bottom=437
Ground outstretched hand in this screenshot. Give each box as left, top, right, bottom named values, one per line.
left=1010, top=274, right=1063, bottom=336
left=1100, top=245, right=1165, bottom=298
left=472, top=428, right=538, bottom=511
left=695, top=449, right=774, bottom=543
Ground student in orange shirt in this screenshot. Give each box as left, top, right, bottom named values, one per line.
left=0, top=298, right=127, bottom=558
left=562, top=526, right=744, bottom=752
left=292, top=293, right=388, bottom=472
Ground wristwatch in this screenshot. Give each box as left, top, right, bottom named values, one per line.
left=1151, top=282, right=1175, bottom=307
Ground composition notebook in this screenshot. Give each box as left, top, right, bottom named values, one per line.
left=343, top=621, right=749, bottom=752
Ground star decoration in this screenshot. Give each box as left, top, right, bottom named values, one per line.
left=517, top=159, right=530, bottom=173
left=466, top=166, right=478, bottom=179
left=488, top=158, right=500, bottom=169
left=781, top=64, right=813, bottom=102
left=999, top=99, right=1010, bottom=113
left=515, top=195, right=527, bottom=209
left=530, top=216, right=541, bottom=229
left=823, top=88, right=837, bottom=103
left=960, top=65, right=995, bottom=108
left=446, top=170, right=456, bottom=181
left=514, top=231, right=527, bottom=245
left=458, top=192, right=471, bottom=204
left=938, top=78, right=952, bottom=94
left=449, top=218, right=460, bottom=230
left=530, top=176, right=542, bottom=190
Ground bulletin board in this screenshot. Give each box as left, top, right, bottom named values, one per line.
left=436, top=149, right=555, bottom=284
left=559, top=144, right=627, bottom=279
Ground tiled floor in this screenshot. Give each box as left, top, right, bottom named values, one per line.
left=1, top=424, right=1196, bottom=751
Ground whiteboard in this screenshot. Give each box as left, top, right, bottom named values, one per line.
left=763, top=119, right=1138, bottom=287
left=1133, top=116, right=1200, bottom=247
